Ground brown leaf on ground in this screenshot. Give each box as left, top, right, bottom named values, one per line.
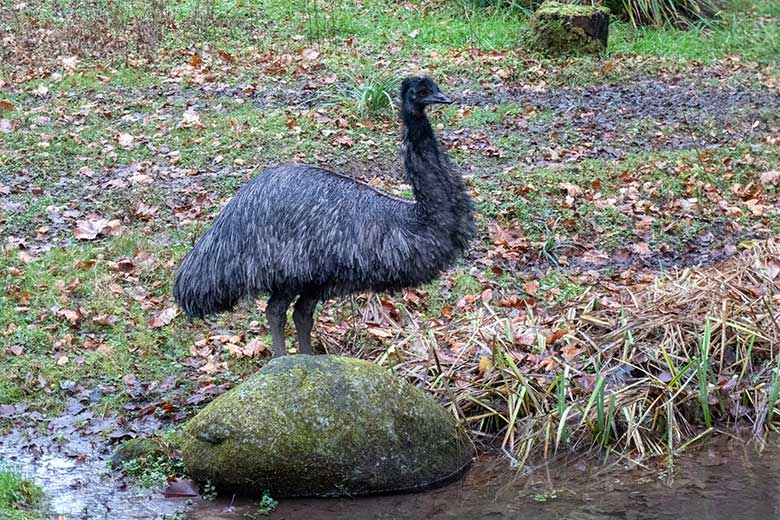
left=546, top=327, right=570, bottom=345
left=581, top=249, right=609, bottom=264
left=217, top=50, right=235, bottom=63
left=73, top=217, right=118, bottom=240
left=631, top=242, right=652, bottom=255
left=163, top=478, right=200, bottom=498
left=149, top=307, right=178, bottom=328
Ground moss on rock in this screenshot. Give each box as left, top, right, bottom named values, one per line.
left=111, top=437, right=164, bottom=469
left=180, top=355, right=472, bottom=497
left=528, top=1, right=610, bottom=56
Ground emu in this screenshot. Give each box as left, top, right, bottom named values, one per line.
left=173, top=77, right=475, bottom=357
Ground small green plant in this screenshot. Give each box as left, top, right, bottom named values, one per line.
left=121, top=454, right=187, bottom=488
left=766, top=355, right=780, bottom=423
left=536, top=216, right=573, bottom=267
left=244, top=490, right=278, bottom=518
left=532, top=488, right=559, bottom=502
left=342, top=73, right=400, bottom=118
left=201, top=480, right=217, bottom=501
left=695, top=319, right=713, bottom=428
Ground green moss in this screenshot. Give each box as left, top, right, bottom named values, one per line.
left=111, top=438, right=165, bottom=469
left=528, top=1, right=610, bottom=56
left=181, top=355, right=471, bottom=497
left=537, top=1, right=610, bottom=17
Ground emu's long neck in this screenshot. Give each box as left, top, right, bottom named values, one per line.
left=402, top=111, right=468, bottom=224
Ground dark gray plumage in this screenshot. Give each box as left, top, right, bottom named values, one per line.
left=173, top=77, right=475, bottom=356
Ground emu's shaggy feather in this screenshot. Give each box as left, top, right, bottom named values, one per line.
left=174, top=77, right=474, bottom=355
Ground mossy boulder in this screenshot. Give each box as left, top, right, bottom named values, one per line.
left=528, top=1, right=610, bottom=55
left=180, top=355, right=472, bottom=497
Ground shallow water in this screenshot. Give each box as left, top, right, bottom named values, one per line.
left=3, top=430, right=780, bottom=520
left=193, top=437, right=780, bottom=520
left=0, top=429, right=188, bottom=520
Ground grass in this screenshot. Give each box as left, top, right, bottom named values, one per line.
left=340, top=73, right=401, bottom=118
left=411, top=239, right=780, bottom=462
left=0, top=467, right=44, bottom=520
left=604, top=0, right=721, bottom=28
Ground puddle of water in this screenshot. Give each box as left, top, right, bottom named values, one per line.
left=3, top=426, right=780, bottom=520
left=191, top=436, right=780, bottom=520
left=0, top=430, right=188, bottom=520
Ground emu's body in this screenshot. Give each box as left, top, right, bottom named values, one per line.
left=174, top=77, right=474, bottom=356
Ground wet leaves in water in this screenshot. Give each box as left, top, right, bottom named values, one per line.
left=163, top=478, right=200, bottom=498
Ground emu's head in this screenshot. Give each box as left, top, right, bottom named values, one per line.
left=400, top=77, right=452, bottom=116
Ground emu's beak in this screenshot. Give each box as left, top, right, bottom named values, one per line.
left=423, top=92, right=453, bottom=105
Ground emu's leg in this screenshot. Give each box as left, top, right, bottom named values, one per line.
left=293, top=293, right=319, bottom=355
left=266, top=292, right=293, bottom=357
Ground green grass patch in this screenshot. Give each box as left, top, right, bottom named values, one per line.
left=0, top=467, right=44, bottom=520
left=0, top=231, right=198, bottom=412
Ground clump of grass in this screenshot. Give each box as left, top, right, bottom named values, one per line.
left=0, top=467, right=43, bottom=520
left=113, top=436, right=187, bottom=488
left=536, top=216, right=573, bottom=267
left=341, top=73, right=400, bottom=118
left=604, top=0, right=721, bottom=28
left=363, top=238, right=780, bottom=466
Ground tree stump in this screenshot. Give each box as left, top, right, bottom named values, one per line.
left=528, top=1, right=610, bottom=56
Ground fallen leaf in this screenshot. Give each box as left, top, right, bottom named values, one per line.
left=581, top=249, right=609, bottom=265
left=299, top=47, right=320, bottom=61
left=163, top=478, right=200, bottom=498
left=93, top=314, right=118, bottom=326
left=217, top=50, right=235, bottom=63
left=546, top=327, right=570, bottom=345
left=367, top=327, right=393, bottom=339
left=561, top=344, right=581, bottom=358
left=334, top=135, right=354, bottom=148
left=767, top=260, right=780, bottom=281
left=478, top=356, right=493, bottom=377
left=73, top=218, right=111, bottom=240
left=0, top=119, right=12, bottom=133
left=760, top=170, right=779, bottom=186
left=149, top=307, right=178, bottom=328
left=243, top=338, right=267, bottom=357
left=559, top=182, right=583, bottom=197
left=117, top=132, right=135, bottom=148
left=631, top=242, right=652, bottom=255
left=179, top=107, right=205, bottom=129
left=61, top=56, right=79, bottom=69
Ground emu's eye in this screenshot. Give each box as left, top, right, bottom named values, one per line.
left=417, top=88, right=430, bottom=98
